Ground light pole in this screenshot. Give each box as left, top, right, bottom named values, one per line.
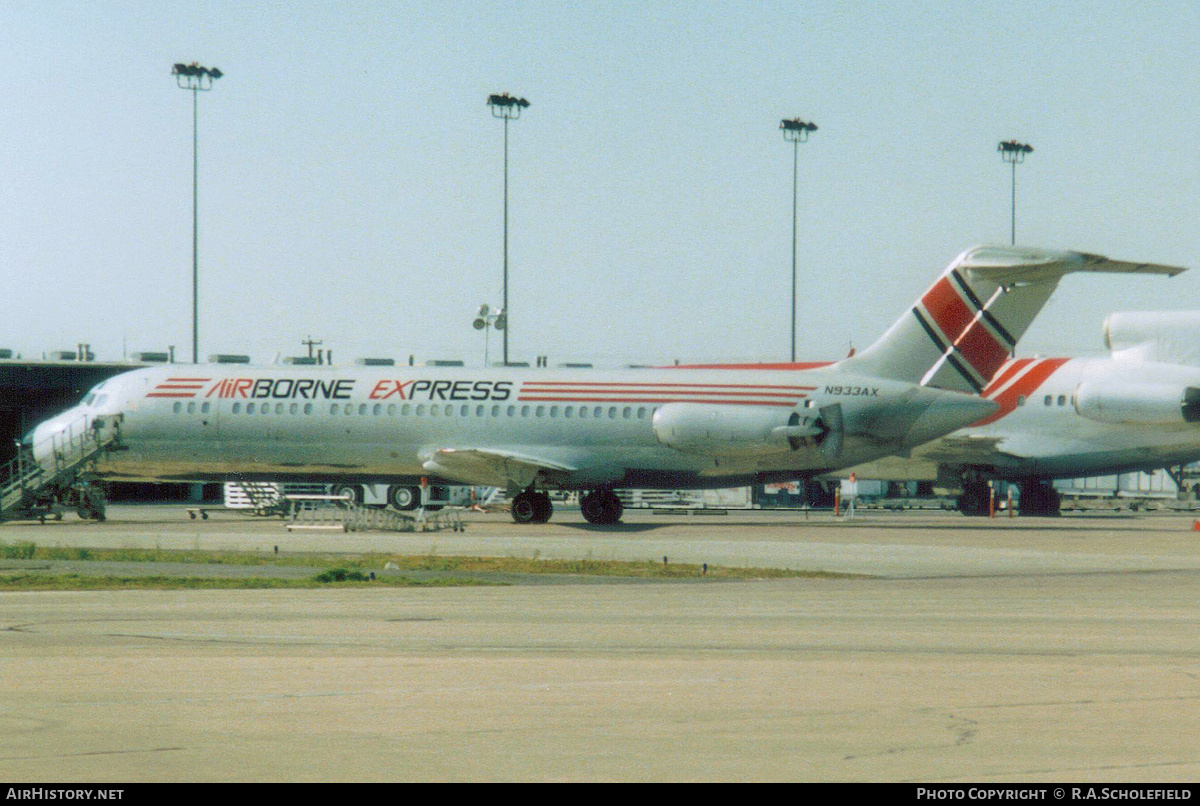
left=472, top=303, right=506, bottom=366
left=487, top=93, right=529, bottom=366
left=998, top=140, right=1033, bottom=245
left=172, top=62, right=223, bottom=364
left=780, top=117, right=817, bottom=362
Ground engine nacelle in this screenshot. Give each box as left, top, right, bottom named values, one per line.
left=1103, top=311, right=1200, bottom=365
left=651, top=403, right=823, bottom=457
left=1074, top=381, right=1200, bottom=426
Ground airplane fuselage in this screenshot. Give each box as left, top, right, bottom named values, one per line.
left=34, top=363, right=993, bottom=490
left=880, top=356, right=1200, bottom=481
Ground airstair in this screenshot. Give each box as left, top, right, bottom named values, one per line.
left=0, top=414, right=114, bottom=522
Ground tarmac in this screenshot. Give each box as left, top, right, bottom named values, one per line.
left=2, top=503, right=1200, bottom=782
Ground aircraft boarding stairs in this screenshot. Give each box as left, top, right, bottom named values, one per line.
left=0, top=415, right=113, bottom=522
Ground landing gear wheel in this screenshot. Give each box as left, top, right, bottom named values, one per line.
left=1018, top=481, right=1061, bottom=517
left=957, top=481, right=991, bottom=517
left=512, top=490, right=553, bottom=524
left=581, top=489, right=624, bottom=525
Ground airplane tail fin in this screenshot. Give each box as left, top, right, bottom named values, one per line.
left=837, top=245, right=1186, bottom=393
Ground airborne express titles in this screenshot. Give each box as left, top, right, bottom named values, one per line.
left=202, top=377, right=514, bottom=402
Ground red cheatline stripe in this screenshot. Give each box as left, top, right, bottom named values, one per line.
left=522, top=381, right=814, bottom=390
left=146, top=393, right=197, bottom=398
left=155, top=383, right=205, bottom=389
left=522, top=388, right=801, bottom=399
left=518, top=397, right=797, bottom=406
left=982, top=358, right=1034, bottom=397
left=663, top=362, right=833, bottom=370
left=920, top=276, right=976, bottom=343
left=165, top=378, right=210, bottom=382
left=971, top=357, right=1070, bottom=426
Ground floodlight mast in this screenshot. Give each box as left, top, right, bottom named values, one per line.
left=472, top=303, right=506, bottom=366
left=172, top=62, right=223, bottom=364
left=998, top=140, right=1033, bottom=245
left=487, top=93, right=530, bottom=366
left=780, top=117, right=817, bottom=362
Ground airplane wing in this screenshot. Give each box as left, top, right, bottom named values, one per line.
left=422, top=447, right=578, bottom=490
left=916, top=435, right=1012, bottom=464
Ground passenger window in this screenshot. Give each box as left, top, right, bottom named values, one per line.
left=232, top=402, right=241, bottom=414
left=460, top=405, right=469, bottom=416
left=276, top=403, right=284, bottom=414
left=416, top=404, right=426, bottom=415
left=387, top=404, right=396, bottom=416
left=173, top=402, right=182, bottom=414
left=304, top=403, right=313, bottom=415
left=637, top=407, right=646, bottom=419
left=202, top=402, right=211, bottom=414
left=1057, top=395, right=1066, bottom=407
left=536, top=406, right=545, bottom=417
left=491, top=405, right=500, bottom=417
left=476, top=405, right=485, bottom=417
left=247, top=403, right=256, bottom=414
left=373, top=404, right=382, bottom=416
left=623, top=407, right=632, bottom=419
left=550, top=406, right=559, bottom=418
left=1044, top=395, right=1052, bottom=406
left=187, top=402, right=195, bottom=414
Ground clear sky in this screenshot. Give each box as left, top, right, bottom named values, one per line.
left=3, top=0, right=1198, bottom=367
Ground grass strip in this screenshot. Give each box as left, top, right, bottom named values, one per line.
left=0, top=573, right=502, bottom=591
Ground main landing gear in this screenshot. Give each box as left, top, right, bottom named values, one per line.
left=509, top=488, right=625, bottom=525
left=511, top=489, right=553, bottom=524
left=956, top=478, right=1062, bottom=517
left=1017, top=480, right=1061, bottom=517
left=957, top=480, right=991, bottom=517
left=580, top=489, right=623, bottom=526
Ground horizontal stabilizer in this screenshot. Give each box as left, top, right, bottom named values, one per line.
left=958, top=246, right=1186, bottom=286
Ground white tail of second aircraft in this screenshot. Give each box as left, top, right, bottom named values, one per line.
left=839, top=246, right=1186, bottom=393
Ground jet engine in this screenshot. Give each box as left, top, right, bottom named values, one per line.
left=1074, top=381, right=1200, bottom=426
left=651, top=403, right=842, bottom=458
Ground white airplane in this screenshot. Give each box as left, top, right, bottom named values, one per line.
left=16, top=246, right=1183, bottom=524
left=843, top=309, right=1200, bottom=516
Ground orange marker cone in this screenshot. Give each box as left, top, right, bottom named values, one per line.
left=1192, top=519, right=1200, bottom=532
